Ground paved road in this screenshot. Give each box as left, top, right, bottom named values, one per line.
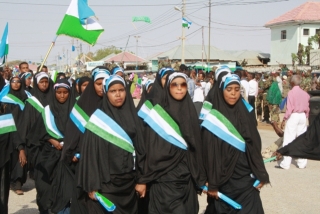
left=8, top=127, right=320, bottom=213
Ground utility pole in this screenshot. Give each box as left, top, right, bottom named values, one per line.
left=134, top=36, right=140, bottom=70
left=181, top=0, right=186, bottom=64
left=202, top=26, right=204, bottom=68
left=208, top=0, right=211, bottom=69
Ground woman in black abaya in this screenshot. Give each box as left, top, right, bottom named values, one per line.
left=0, top=76, right=29, bottom=195
left=60, top=68, right=110, bottom=214
left=138, top=72, right=206, bottom=214
left=27, top=79, right=72, bottom=214
left=77, top=75, right=145, bottom=214
left=202, top=73, right=269, bottom=214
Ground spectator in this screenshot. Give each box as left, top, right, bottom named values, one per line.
left=185, top=69, right=195, bottom=99
left=193, top=72, right=206, bottom=116
left=277, top=75, right=310, bottom=170
left=248, top=72, right=258, bottom=120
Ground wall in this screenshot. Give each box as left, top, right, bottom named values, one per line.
left=269, top=23, right=320, bottom=66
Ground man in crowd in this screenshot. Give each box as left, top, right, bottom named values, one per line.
left=37, top=65, right=48, bottom=73
left=256, top=73, right=264, bottom=122
left=183, top=66, right=195, bottom=100
left=262, top=72, right=272, bottom=124
left=248, top=72, right=258, bottom=120
left=277, top=75, right=310, bottom=170
left=193, top=72, right=206, bottom=116
left=19, top=62, right=29, bottom=74
left=268, top=70, right=282, bottom=124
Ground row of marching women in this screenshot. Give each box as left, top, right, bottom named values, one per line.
left=0, top=65, right=270, bottom=214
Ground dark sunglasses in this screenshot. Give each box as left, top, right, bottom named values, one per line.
left=170, top=82, right=187, bottom=89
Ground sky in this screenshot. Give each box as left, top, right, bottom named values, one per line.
left=0, top=0, right=312, bottom=66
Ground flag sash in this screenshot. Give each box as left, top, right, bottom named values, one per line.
left=199, top=101, right=213, bottom=120
left=144, top=104, right=188, bottom=150
left=26, top=96, right=44, bottom=113
left=70, top=103, right=89, bottom=133
left=0, top=94, right=25, bottom=110
left=0, top=113, right=16, bottom=134
left=201, top=109, right=245, bottom=152
left=85, top=109, right=134, bottom=153
left=42, top=106, right=64, bottom=139
left=137, top=100, right=153, bottom=120
left=242, top=98, right=253, bottom=112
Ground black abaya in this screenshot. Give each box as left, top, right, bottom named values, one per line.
left=202, top=74, right=269, bottom=214
left=139, top=72, right=206, bottom=214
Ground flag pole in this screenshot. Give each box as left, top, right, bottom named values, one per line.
left=5, top=55, right=7, bottom=67
left=39, top=36, right=57, bottom=72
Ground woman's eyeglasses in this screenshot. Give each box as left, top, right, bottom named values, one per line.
left=170, top=82, right=187, bottom=89
left=11, top=80, right=21, bottom=83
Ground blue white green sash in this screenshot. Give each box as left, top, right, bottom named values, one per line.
left=0, top=93, right=25, bottom=110
left=199, top=101, right=212, bottom=120
left=25, top=90, right=32, bottom=98
left=137, top=100, right=153, bottom=120
left=201, top=109, right=245, bottom=152
left=85, top=109, right=134, bottom=153
left=0, top=113, right=17, bottom=134
left=0, top=83, right=9, bottom=100
left=42, top=106, right=64, bottom=140
left=242, top=98, right=253, bottom=112
left=26, top=96, right=44, bottom=113
left=70, top=103, right=89, bottom=133
left=144, top=104, right=188, bottom=150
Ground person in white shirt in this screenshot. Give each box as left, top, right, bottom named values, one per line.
left=235, top=70, right=249, bottom=101
left=248, top=72, right=258, bottom=121
left=204, top=75, right=214, bottom=97
left=193, top=72, right=206, bottom=116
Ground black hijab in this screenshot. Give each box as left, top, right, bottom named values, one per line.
left=78, top=75, right=145, bottom=191
left=136, top=79, right=154, bottom=110
left=139, top=72, right=206, bottom=187
left=50, top=79, right=72, bottom=134
left=9, top=76, right=28, bottom=102
left=202, top=73, right=269, bottom=191
left=32, top=72, right=53, bottom=106
left=19, top=71, right=33, bottom=92
left=78, top=76, right=91, bottom=95
left=61, top=70, right=110, bottom=162
left=145, top=67, right=174, bottom=106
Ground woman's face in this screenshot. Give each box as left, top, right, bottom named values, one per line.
left=161, top=74, right=168, bottom=87
left=107, top=83, right=126, bottom=107
left=223, top=83, right=241, bottom=106
left=55, top=88, right=69, bottom=104
left=80, top=81, right=89, bottom=93
left=38, top=78, right=49, bottom=92
left=116, top=71, right=124, bottom=78
left=11, top=77, right=21, bottom=91
left=25, top=76, right=32, bottom=87
left=169, top=77, right=187, bottom=101
left=94, top=78, right=104, bottom=97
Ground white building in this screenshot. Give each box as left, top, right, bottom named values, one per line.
left=265, top=1, right=320, bottom=66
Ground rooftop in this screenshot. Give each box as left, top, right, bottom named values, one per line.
left=265, top=1, right=320, bottom=27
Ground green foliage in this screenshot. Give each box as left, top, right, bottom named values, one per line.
left=92, top=46, right=122, bottom=61
left=309, top=33, right=320, bottom=49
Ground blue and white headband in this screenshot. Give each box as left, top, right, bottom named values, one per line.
left=145, top=79, right=155, bottom=91
left=103, top=75, right=126, bottom=92
left=112, top=67, right=125, bottom=75
left=215, top=65, right=231, bottom=81
left=167, top=72, right=188, bottom=86
left=20, top=72, right=32, bottom=79
left=92, top=68, right=111, bottom=81
left=53, top=83, right=71, bottom=90
left=35, top=72, right=49, bottom=84
left=223, top=74, right=240, bottom=90
left=159, top=67, right=174, bottom=78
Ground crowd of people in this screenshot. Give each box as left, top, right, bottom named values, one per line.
left=0, top=60, right=318, bottom=214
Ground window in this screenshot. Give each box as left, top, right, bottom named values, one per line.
left=316, top=29, right=320, bottom=35
left=303, top=29, right=309, bottom=36
left=281, top=30, right=286, bottom=40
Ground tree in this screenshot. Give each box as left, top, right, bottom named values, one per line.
left=309, top=32, right=320, bottom=49
left=291, top=53, right=298, bottom=66
left=92, top=46, right=122, bottom=61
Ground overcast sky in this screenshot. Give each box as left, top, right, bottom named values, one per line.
left=0, top=0, right=311, bottom=65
